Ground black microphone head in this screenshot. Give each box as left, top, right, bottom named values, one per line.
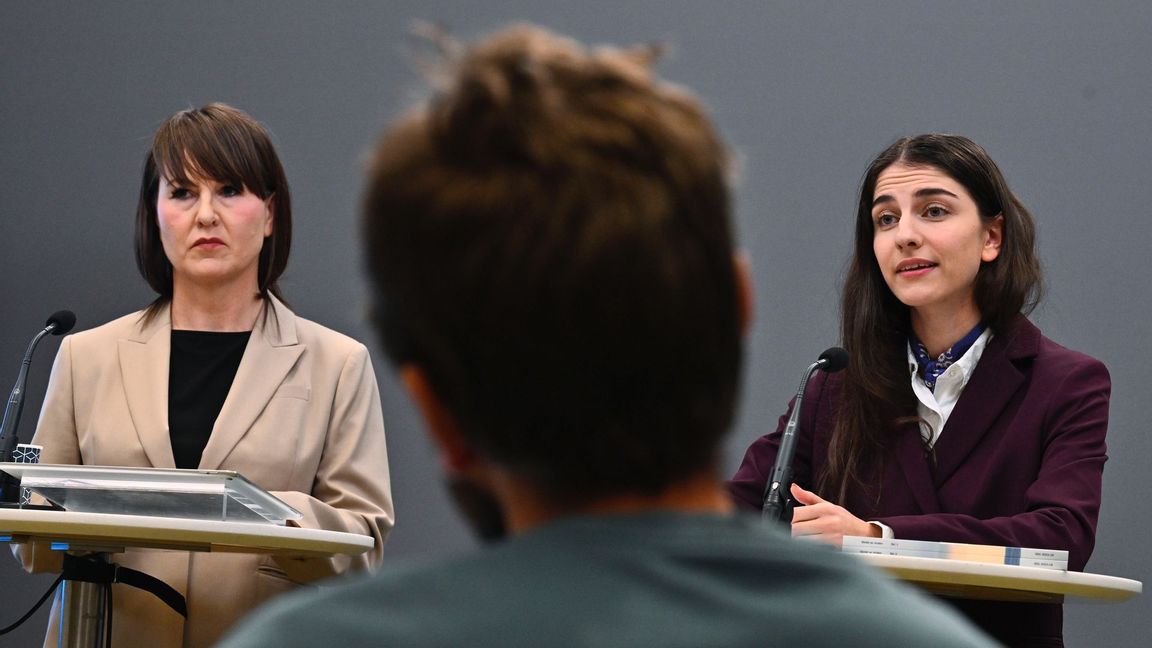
left=817, top=346, right=848, bottom=373
left=46, top=310, right=77, bottom=335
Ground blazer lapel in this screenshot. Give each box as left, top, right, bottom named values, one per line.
left=931, top=316, right=1039, bottom=486
left=893, top=420, right=942, bottom=514
left=118, top=308, right=177, bottom=468
left=198, top=298, right=304, bottom=470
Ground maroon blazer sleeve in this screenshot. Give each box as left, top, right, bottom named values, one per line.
left=728, top=401, right=792, bottom=512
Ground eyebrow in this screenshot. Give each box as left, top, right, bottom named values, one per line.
left=872, top=187, right=960, bottom=208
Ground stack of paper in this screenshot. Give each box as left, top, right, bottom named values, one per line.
left=842, top=536, right=1068, bottom=570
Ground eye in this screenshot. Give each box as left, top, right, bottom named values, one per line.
left=168, top=186, right=192, bottom=200
left=924, top=205, right=949, bottom=219
left=874, top=213, right=898, bottom=229
left=218, top=184, right=243, bottom=198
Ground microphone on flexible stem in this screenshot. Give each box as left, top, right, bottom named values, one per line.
left=761, top=346, right=848, bottom=522
left=0, top=310, right=76, bottom=503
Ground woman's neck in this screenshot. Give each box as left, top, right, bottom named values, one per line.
left=170, top=279, right=264, bottom=332
left=910, top=301, right=982, bottom=358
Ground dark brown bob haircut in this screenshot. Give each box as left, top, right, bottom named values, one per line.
left=822, top=133, right=1043, bottom=503
left=135, top=103, right=292, bottom=319
left=363, top=25, right=740, bottom=504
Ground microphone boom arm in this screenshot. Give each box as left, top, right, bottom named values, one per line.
left=0, top=324, right=57, bottom=460
left=761, top=358, right=823, bottom=522
left=761, top=346, right=847, bottom=522
left=1, top=310, right=75, bottom=504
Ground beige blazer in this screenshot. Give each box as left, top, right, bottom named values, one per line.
left=16, top=297, right=394, bottom=648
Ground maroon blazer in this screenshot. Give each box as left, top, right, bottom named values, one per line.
left=730, top=317, right=1110, bottom=647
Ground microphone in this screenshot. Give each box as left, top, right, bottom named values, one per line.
left=0, top=310, right=76, bottom=503
left=761, top=347, right=848, bottom=521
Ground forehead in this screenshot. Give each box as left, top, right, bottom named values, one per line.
left=873, top=163, right=971, bottom=202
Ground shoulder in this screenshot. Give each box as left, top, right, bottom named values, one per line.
left=291, top=315, right=367, bottom=353
left=800, top=368, right=846, bottom=435
left=219, top=557, right=479, bottom=646
left=222, top=516, right=994, bottom=648
left=269, top=297, right=367, bottom=352
left=992, top=317, right=1108, bottom=383
left=1034, top=334, right=1108, bottom=377
left=1016, top=319, right=1109, bottom=385
left=728, top=521, right=992, bottom=645
left=65, top=309, right=153, bottom=349
left=805, top=367, right=845, bottom=399
left=267, top=300, right=371, bottom=362
left=288, top=316, right=376, bottom=384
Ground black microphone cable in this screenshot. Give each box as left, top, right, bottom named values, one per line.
left=0, top=574, right=64, bottom=636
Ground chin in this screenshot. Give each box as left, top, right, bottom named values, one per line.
left=889, top=291, right=934, bottom=309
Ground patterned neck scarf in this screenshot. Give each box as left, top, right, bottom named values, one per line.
left=910, top=323, right=986, bottom=391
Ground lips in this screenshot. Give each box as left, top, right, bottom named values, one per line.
left=896, top=259, right=937, bottom=274
left=193, top=237, right=224, bottom=248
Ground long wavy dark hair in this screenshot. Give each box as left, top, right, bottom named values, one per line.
left=819, top=134, right=1043, bottom=503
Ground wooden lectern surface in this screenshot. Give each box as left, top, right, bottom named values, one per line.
left=859, top=554, right=1142, bottom=603
left=0, top=507, right=373, bottom=557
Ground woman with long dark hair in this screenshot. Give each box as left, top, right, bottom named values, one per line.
left=731, top=134, right=1109, bottom=646
left=16, top=104, right=394, bottom=647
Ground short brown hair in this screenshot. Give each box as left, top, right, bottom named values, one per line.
left=363, top=25, right=739, bottom=503
left=134, top=103, right=292, bottom=318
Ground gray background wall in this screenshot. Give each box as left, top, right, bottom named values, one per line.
left=2, top=2, right=1148, bottom=645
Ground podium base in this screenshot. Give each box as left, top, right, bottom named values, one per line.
left=59, top=568, right=107, bottom=648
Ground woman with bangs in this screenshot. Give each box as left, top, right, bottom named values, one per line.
left=731, top=134, right=1110, bottom=646
left=16, top=103, right=394, bottom=648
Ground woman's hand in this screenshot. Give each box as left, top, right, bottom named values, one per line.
left=789, top=483, right=879, bottom=546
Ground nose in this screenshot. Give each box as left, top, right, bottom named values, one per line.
left=895, top=216, right=921, bottom=249
left=195, top=190, right=219, bottom=227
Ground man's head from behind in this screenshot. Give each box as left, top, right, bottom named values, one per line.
left=363, top=24, right=743, bottom=522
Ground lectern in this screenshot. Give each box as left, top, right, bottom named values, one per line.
left=859, top=553, right=1142, bottom=603
left=0, top=463, right=374, bottom=648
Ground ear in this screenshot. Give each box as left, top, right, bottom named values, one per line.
left=733, top=252, right=755, bottom=338
left=263, top=195, right=275, bottom=237
left=981, top=214, right=1004, bottom=262
left=399, top=365, right=475, bottom=473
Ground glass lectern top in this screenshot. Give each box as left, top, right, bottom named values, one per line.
left=0, top=463, right=302, bottom=525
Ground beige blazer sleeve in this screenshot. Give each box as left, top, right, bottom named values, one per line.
left=266, top=337, right=394, bottom=581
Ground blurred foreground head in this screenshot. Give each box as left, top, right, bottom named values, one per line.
left=363, top=24, right=742, bottom=505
